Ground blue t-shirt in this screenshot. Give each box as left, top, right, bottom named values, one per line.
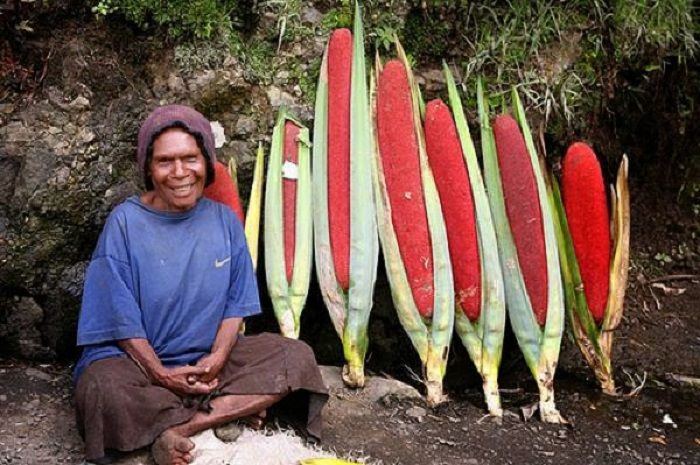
left=73, top=196, right=261, bottom=383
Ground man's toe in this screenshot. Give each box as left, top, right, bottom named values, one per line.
left=174, top=436, right=194, bottom=453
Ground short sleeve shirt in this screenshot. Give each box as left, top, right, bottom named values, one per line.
left=73, top=196, right=261, bottom=382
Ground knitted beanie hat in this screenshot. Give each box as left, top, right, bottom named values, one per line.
left=136, top=104, right=216, bottom=190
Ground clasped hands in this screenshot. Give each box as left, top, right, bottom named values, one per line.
left=155, top=351, right=226, bottom=396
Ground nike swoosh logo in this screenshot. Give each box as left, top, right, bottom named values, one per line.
left=215, top=257, right=231, bottom=268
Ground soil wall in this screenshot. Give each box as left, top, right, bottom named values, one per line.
left=0, top=2, right=697, bottom=380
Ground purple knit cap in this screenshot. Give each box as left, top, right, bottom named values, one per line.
left=136, top=104, right=216, bottom=189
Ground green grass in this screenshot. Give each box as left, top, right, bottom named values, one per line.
left=321, top=4, right=353, bottom=32
left=426, top=0, right=699, bottom=131
left=290, top=57, right=322, bottom=106
left=92, top=0, right=239, bottom=39
left=612, top=0, right=698, bottom=64
left=94, top=0, right=697, bottom=136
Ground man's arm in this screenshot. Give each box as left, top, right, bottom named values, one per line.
left=118, top=338, right=217, bottom=395
left=195, top=317, right=242, bottom=383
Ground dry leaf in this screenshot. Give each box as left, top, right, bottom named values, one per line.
left=521, top=402, right=539, bottom=422
left=651, top=283, right=686, bottom=296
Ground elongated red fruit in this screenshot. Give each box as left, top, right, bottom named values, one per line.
left=424, top=99, right=481, bottom=321
left=204, top=161, right=245, bottom=223
left=283, top=121, right=301, bottom=284
left=377, top=60, right=434, bottom=318
left=327, top=28, right=352, bottom=291
left=561, top=142, right=610, bottom=323
left=492, top=115, right=548, bottom=326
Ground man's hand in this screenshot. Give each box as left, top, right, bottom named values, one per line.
left=117, top=338, right=220, bottom=395
left=189, top=317, right=242, bottom=384
left=155, top=365, right=219, bottom=395
left=193, top=351, right=227, bottom=384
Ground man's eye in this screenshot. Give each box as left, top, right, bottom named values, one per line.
left=185, top=156, right=198, bottom=163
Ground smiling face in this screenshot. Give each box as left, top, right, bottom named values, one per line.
left=146, top=127, right=207, bottom=212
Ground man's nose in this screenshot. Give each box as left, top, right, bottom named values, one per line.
left=173, top=159, right=186, bottom=176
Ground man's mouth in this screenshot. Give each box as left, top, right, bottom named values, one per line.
left=171, top=183, right=194, bottom=196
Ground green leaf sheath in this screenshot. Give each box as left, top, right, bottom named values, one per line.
left=444, top=65, right=505, bottom=381
left=245, top=143, right=265, bottom=270
left=549, top=177, right=602, bottom=349
left=422, top=148, right=455, bottom=381
left=265, top=112, right=291, bottom=335
left=289, top=127, right=313, bottom=333
left=478, top=80, right=541, bottom=372
left=344, top=0, right=379, bottom=377
left=370, top=69, right=429, bottom=359
left=511, top=88, right=564, bottom=375
left=265, top=111, right=312, bottom=338
left=550, top=175, right=613, bottom=391
left=313, top=48, right=349, bottom=338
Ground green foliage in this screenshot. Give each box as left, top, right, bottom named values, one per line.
left=290, top=56, right=322, bottom=105
left=400, top=7, right=452, bottom=60
left=654, top=252, right=673, bottom=266
left=92, top=0, right=238, bottom=39
left=612, top=0, right=698, bottom=64
left=229, top=33, right=279, bottom=84
left=89, top=0, right=697, bottom=144
left=258, top=0, right=306, bottom=48
left=174, top=35, right=231, bottom=73
left=440, top=0, right=698, bottom=132
left=321, top=5, right=353, bottom=31
left=238, top=38, right=277, bottom=83
left=373, top=24, right=397, bottom=51
left=457, top=1, right=590, bottom=126
left=363, top=1, right=405, bottom=56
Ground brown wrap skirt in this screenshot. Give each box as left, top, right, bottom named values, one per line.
left=74, top=333, right=329, bottom=461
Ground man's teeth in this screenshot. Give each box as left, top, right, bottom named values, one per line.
left=173, top=184, right=192, bottom=193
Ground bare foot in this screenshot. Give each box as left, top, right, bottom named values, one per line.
left=152, top=430, right=195, bottom=465
left=215, top=410, right=268, bottom=442
left=241, top=409, right=267, bottom=430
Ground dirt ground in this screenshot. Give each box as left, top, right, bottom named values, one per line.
left=1, top=187, right=699, bottom=465
left=1, top=349, right=699, bottom=465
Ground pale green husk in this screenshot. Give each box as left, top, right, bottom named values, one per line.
left=550, top=155, right=630, bottom=395
left=370, top=38, right=454, bottom=406
left=245, top=143, right=265, bottom=269
left=443, top=64, right=506, bottom=416
left=265, top=110, right=313, bottom=339
left=312, top=0, right=379, bottom=388
left=479, top=81, right=565, bottom=423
